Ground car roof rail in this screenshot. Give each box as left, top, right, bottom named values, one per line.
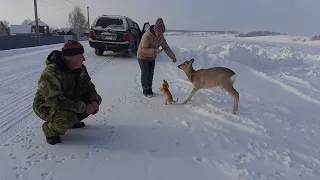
left=102, top=14, right=125, bottom=18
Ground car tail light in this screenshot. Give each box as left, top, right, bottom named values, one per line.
left=123, top=33, right=132, bottom=41
left=89, top=31, right=95, bottom=39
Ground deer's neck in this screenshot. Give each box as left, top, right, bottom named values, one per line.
left=186, top=67, right=196, bottom=83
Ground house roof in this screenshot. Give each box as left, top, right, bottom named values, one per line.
left=10, top=25, right=32, bottom=34
left=29, top=19, right=49, bottom=26
left=52, top=28, right=74, bottom=33
left=58, top=28, right=72, bottom=32
left=0, top=21, right=10, bottom=35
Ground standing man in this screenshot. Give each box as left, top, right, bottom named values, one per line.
left=137, top=17, right=176, bottom=97
left=33, top=40, right=102, bottom=145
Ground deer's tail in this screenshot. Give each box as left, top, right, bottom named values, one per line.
left=230, top=74, right=237, bottom=83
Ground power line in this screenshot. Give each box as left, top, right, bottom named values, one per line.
left=36, top=0, right=100, bottom=32
left=63, top=0, right=99, bottom=17
left=39, top=0, right=98, bottom=20
left=40, top=0, right=70, bottom=14
left=64, top=0, right=86, bottom=9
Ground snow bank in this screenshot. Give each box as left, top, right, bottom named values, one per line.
left=217, top=43, right=304, bottom=70
left=161, top=43, right=305, bottom=72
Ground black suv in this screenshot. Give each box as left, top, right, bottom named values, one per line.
left=88, top=15, right=150, bottom=57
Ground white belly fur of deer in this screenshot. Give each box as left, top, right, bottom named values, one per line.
left=177, top=58, right=239, bottom=114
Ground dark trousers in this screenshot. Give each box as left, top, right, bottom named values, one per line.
left=138, top=58, right=155, bottom=91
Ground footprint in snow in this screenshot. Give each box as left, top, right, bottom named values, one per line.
left=193, top=156, right=205, bottom=162
left=181, top=120, right=191, bottom=127
left=15, top=173, right=21, bottom=179
left=84, top=152, right=92, bottom=159
left=70, top=154, right=77, bottom=160
left=42, top=152, right=52, bottom=160
left=55, top=158, right=65, bottom=164
left=12, top=166, right=19, bottom=170
left=41, top=172, right=50, bottom=179
left=154, top=120, right=161, bottom=123
left=144, top=148, right=160, bottom=155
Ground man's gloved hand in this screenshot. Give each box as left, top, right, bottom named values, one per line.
left=172, top=57, right=177, bottom=63
left=91, top=101, right=100, bottom=115
left=155, top=48, right=163, bottom=54
left=85, top=104, right=96, bottom=114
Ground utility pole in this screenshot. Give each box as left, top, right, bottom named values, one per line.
left=87, top=7, right=90, bottom=32
left=33, top=0, right=40, bottom=45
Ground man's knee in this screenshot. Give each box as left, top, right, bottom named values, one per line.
left=76, top=113, right=90, bottom=121
left=46, top=110, right=81, bottom=136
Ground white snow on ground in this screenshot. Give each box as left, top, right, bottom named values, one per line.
left=1, top=34, right=320, bottom=180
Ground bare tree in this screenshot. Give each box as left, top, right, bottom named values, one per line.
left=68, top=6, right=88, bottom=35
left=22, top=18, right=33, bottom=25
left=1, top=20, right=10, bottom=28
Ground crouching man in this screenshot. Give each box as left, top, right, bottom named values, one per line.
left=33, top=40, right=102, bottom=145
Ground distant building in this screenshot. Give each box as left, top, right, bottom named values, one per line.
left=10, top=25, right=32, bottom=35
left=29, top=19, right=50, bottom=35
left=9, top=19, right=51, bottom=36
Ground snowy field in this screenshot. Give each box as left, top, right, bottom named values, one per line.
left=1, top=33, right=320, bottom=180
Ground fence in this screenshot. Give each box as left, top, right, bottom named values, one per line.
left=0, top=35, right=88, bottom=50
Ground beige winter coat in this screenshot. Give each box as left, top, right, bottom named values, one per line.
left=137, top=25, right=176, bottom=61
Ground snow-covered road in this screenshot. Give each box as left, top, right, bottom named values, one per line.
left=1, top=34, right=320, bottom=180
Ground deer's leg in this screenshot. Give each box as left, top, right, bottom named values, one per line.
left=223, top=85, right=239, bottom=114
left=182, top=85, right=200, bottom=104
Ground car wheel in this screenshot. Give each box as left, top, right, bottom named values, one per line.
left=128, top=43, right=138, bottom=57
left=132, top=42, right=138, bottom=52
left=124, top=49, right=134, bottom=58
left=95, top=49, right=104, bottom=56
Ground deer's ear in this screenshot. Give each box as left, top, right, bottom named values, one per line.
left=190, top=58, right=194, bottom=63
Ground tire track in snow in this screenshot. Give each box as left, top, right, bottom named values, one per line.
left=0, top=47, right=116, bottom=145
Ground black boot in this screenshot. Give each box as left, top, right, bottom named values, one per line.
left=72, top=122, right=86, bottom=128
left=149, top=89, right=155, bottom=96
left=46, top=136, right=61, bottom=145
left=146, top=89, right=155, bottom=97
left=143, top=89, right=148, bottom=96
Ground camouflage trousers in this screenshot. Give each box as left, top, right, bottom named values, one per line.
left=41, top=110, right=90, bottom=137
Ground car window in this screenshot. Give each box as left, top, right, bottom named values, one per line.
left=94, top=17, right=125, bottom=30
left=142, top=23, right=150, bottom=33
left=133, top=23, right=140, bottom=31
left=127, top=19, right=134, bottom=28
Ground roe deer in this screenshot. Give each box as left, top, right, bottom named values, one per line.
left=177, top=58, right=239, bottom=114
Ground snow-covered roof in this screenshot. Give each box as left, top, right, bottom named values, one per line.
left=10, top=25, right=32, bottom=34
left=29, top=19, right=49, bottom=27
left=58, top=28, right=72, bottom=32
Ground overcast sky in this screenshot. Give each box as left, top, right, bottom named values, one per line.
left=1, top=0, right=319, bottom=36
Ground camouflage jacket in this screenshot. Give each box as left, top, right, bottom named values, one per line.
left=33, top=50, right=102, bottom=120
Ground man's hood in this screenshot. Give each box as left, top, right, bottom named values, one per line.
left=146, top=25, right=157, bottom=38
left=45, top=50, right=68, bottom=69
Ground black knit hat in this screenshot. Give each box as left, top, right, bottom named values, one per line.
left=62, top=40, right=84, bottom=56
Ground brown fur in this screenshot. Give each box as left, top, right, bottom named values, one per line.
left=159, top=84, right=178, bottom=105
left=177, top=58, right=239, bottom=114
left=162, top=79, right=169, bottom=88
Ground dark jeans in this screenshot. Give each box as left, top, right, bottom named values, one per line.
left=138, top=58, right=155, bottom=92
